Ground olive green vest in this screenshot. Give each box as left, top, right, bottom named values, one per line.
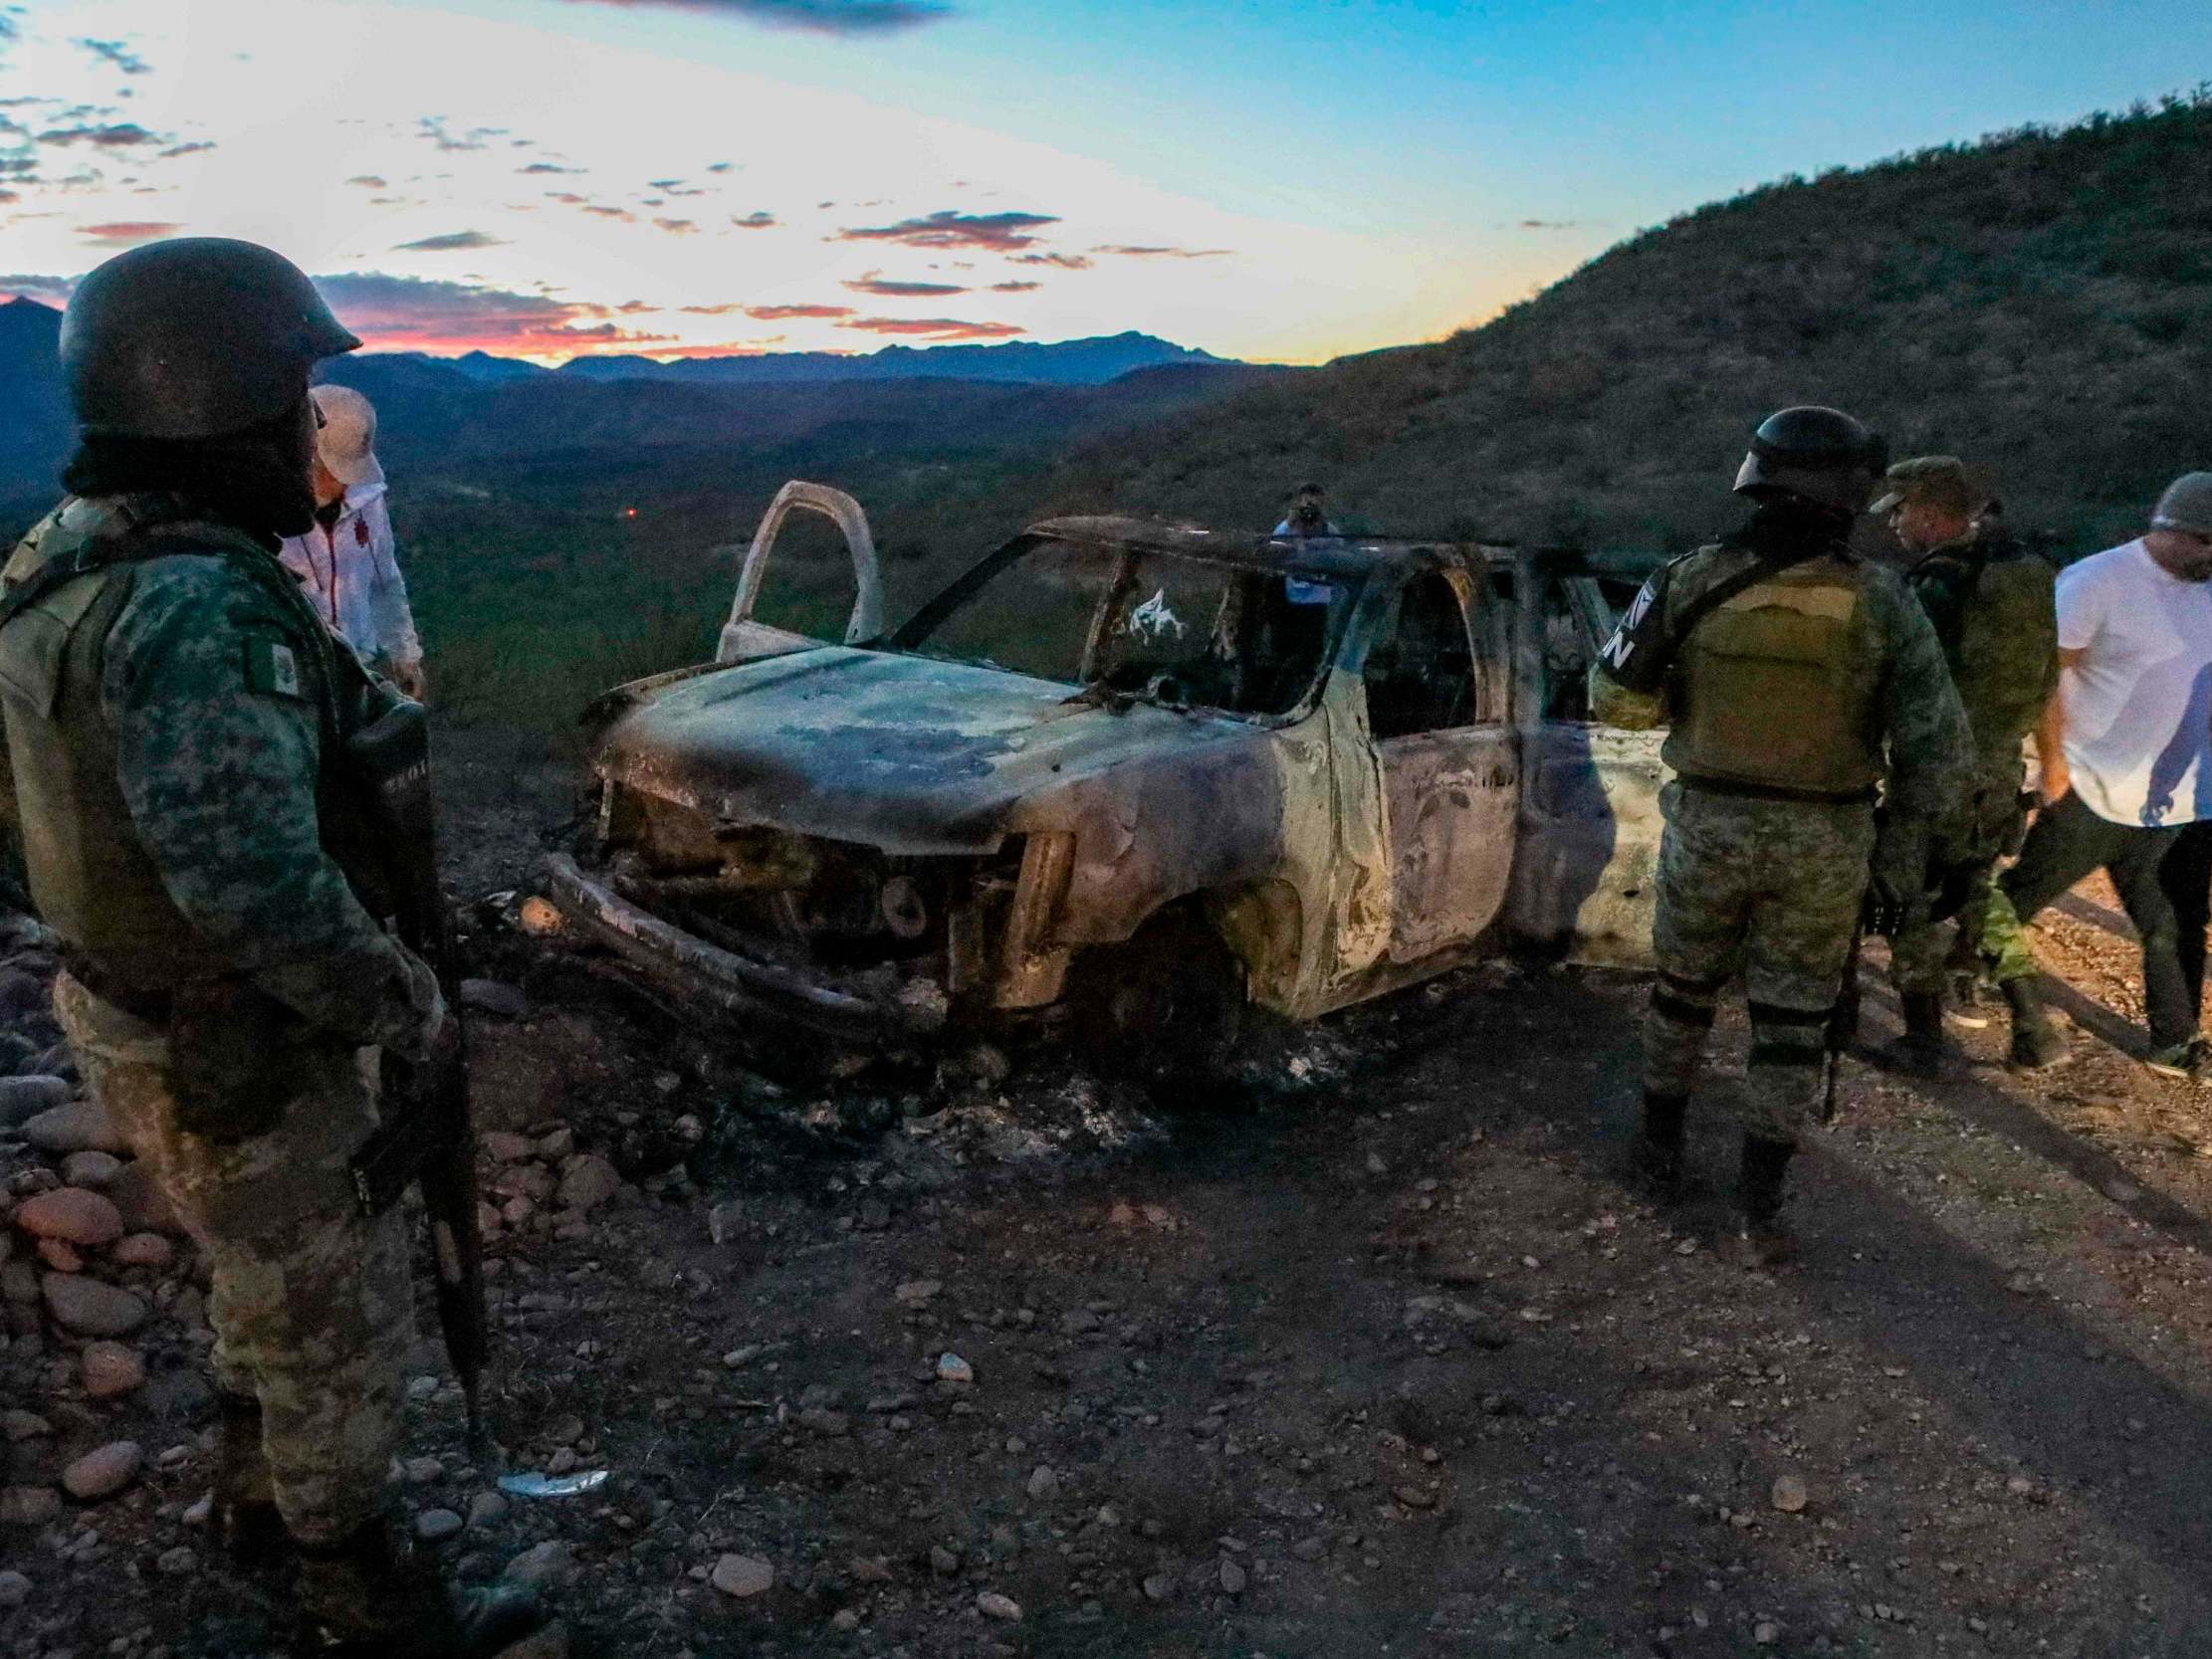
left=1666, top=554, right=1880, bottom=798
left=0, top=497, right=336, bottom=997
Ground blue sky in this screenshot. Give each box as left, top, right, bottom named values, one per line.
left=1, top=0, right=2204, bottom=361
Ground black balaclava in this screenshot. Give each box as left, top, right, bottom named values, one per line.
left=60, top=397, right=320, bottom=541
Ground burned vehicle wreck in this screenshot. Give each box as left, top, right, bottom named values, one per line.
left=549, top=482, right=1664, bottom=1064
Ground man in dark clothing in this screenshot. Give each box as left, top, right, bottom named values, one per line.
left=1870, top=457, right=2057, bottom=1074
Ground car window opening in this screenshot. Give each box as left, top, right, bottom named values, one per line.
left=893, top=536, right=1343, bottom=719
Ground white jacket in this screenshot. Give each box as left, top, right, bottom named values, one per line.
left=277, top=482, right=424, bottom=666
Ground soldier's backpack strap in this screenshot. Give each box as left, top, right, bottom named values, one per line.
left=1603, top=530, right=1841, bottom=695
left=1666, top=531, right=1843, bottom=654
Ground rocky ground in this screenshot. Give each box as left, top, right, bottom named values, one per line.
left=6, top=754, right=2212, bottom=1658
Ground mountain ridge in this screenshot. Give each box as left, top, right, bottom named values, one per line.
left=929, top=92, right=2212, bottom=562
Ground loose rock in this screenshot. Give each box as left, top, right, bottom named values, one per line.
left=417, top=1508, right=465, bottom=1543
left=505, top=1541, right=574, bottom=1588
left=106, top=1162, right=177, bottom=1235
left=14, top=1187, right=123, bottom=1248
left=977, top=1591, right=1022, bottom=1622
left=1219, top=1558, right=1248, bottom=1595
left=461, top=978, right=530, bottom=1018
left=80, top=1341, right=145, bottom=1398
left=23, top=1100, right=126, bottom=1156
left=111, top=1232, right=175, bottom=1271
left=556, top=1155, right=621, bottom=1213
left=938, top=1352, right=975, bottom=1384
left=61, top=1439, right=141, bottom=1501
left=0, top=1075, right=71, bottom=1129
left=711, top=1553, right=774, bottom=1598
left=61, top=1150, right=123, bottom=1189
left=517, top=897, right=563, bottom=936
left=0, top=1568, right=28, bottom=1607
left=1771, top=1474, right=1809, bottom=1514
left=0, top=1486, right=61, bottom=1527
left=41, top=1273, right=149, bottom=1338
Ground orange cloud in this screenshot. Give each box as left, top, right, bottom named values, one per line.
left=80, top=220, right=178, bottom=245
left=840, top=315, right=1024, bottom=339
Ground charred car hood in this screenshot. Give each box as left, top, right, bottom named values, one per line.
left=592, top=647, right=1258, bottom=854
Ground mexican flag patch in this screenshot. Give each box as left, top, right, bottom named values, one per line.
left=245, top=636, right=305, bottom=700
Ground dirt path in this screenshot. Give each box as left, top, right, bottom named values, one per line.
left=8, top=825, right=2212, bottom=1657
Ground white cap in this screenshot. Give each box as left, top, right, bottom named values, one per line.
left=311, top=383, right=384, bottom=489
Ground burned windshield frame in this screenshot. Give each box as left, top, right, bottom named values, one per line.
left=886, top=531, right=1360, bottom=720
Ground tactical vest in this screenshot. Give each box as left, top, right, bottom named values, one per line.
left=0, top=496, right=347, bottom=999
left=1665, top=552, right=1880, bottom=799
left=1916, top=535, right=2055, bottom=760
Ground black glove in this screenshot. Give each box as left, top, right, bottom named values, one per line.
left=1926, top=856, right=1982, bottom=924
left=1865, top=817, right=1931, bottom=937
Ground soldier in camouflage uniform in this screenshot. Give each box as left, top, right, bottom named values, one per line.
left=1870, top=459, right=2058, bottom=1073
left=1592, top=407, right=1970, bottom=1261
left=0, top=240, right=541, bottom=1658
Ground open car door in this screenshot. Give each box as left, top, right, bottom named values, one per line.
left=718, top=480, right=885, bottom=663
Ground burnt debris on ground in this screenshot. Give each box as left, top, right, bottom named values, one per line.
left=7, top=861, right=2212, bottom=1657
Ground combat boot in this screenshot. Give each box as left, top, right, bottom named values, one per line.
left=1635, top=1091, right=1688, bottom=1195
left=297, top=1519, right=547, bottom=1658
left=1874, top=992, right=1953, bottom=1080
left=1731, top=1135, right=1798, bottom=1268
left=2002, top=977, right=2069, bottom=1070
left=214, top=1392, right=290, bottom=1568
left=1944, top=967, right=1991, bottom=1030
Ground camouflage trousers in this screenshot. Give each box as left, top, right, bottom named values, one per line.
left=1892, top=758, right=2036, bottom=995
left=56, top=973, right=413, bottom=1548
left=1645, top=784, right=1875, bottom=1141
left=1891, top=862, right=2039, bottom=992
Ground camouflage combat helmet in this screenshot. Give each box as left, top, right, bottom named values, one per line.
left=1732, top=406, right=1887, bottom=516
left=61, top=237, right=359, bottom=440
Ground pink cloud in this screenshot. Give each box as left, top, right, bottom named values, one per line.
left=840, top=315, right=1024, bottom=340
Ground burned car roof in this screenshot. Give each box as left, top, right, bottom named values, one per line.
left=1023, top=515, right=1496, bottom=581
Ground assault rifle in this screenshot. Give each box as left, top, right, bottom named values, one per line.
left=341, top=700, right=491, bottom=1450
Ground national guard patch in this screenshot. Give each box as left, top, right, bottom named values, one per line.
left=245, top=637, right=305, bottom=700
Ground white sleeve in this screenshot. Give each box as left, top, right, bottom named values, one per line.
left=362, top=497, right=424, bottom=664
left=2054, top=557, right=2105, bottom=654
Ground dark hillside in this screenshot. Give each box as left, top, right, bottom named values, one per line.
left=938, top=92, right=2212, bottom=560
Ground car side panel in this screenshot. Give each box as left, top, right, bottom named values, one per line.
left=1379, top=726, right=1520, bottom=962
left=1511, top=722, right=1666, bottom=967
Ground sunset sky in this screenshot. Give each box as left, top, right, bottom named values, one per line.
left=1, top=0, right=2205, bottom=364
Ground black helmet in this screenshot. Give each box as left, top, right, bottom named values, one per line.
left=61, top=238, right=360, bottom=440
left=1732, top=405, right=1887, bottom=515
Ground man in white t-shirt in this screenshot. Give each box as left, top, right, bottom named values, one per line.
left=1996, top=471, right=2212, bottom=1078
